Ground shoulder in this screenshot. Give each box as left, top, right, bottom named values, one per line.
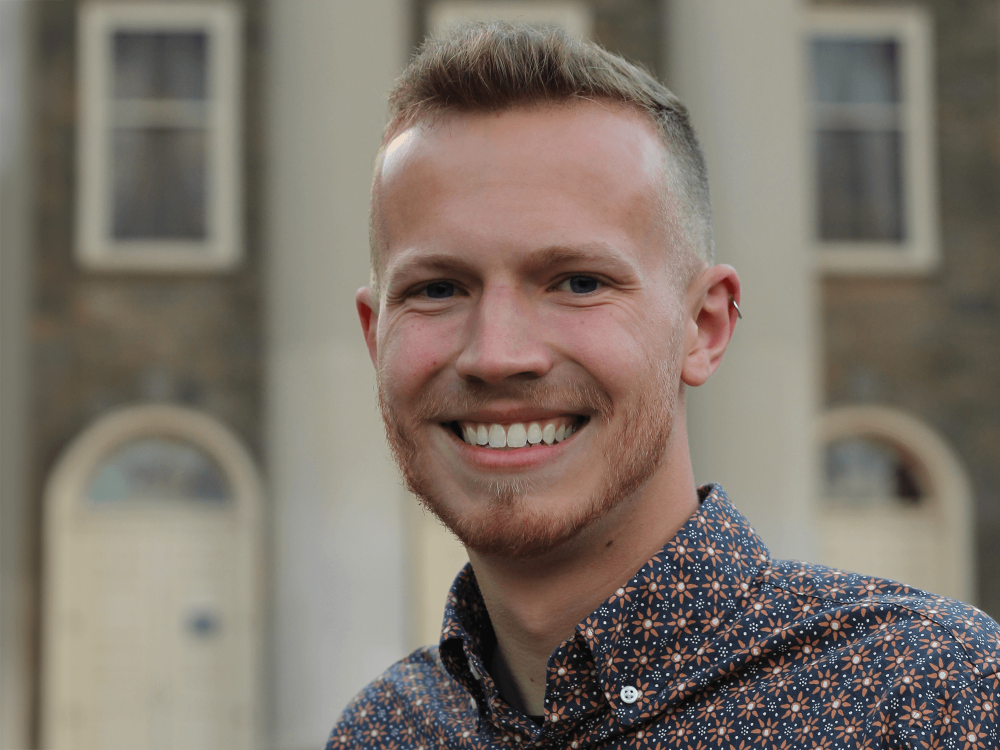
left=768, top=558, right=1000, bottom=675
left=765, top=560, right=1000, bottom=743
left=326, top=646, right=475, bottom=750
left=768, top=559, right=1000, bottom=701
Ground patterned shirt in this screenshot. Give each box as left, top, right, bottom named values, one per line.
left=328, top=484, right=1000, bottom=749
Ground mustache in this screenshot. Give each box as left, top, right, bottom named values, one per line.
left=408, top=377, right=615, bottom=422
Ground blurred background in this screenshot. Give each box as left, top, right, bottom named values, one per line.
left=0, top=0, right=997, bottom=748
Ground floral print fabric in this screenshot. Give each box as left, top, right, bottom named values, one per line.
left=329, top=485, right=1000, bottom=748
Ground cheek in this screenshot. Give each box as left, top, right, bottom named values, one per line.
left=548, top=307, right=657, bottom=395
left=378, top=314, right=461, bottom=394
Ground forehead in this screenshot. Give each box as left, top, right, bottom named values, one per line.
left=375, top=101, right=670, bottom=277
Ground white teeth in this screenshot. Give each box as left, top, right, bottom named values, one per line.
left=488, top=424, right=506, bottom=448
left=507, top=423, right=528, bottom=448
left=459, top=420, right=581, bottom=449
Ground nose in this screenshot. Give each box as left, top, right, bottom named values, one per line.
left=455, top=285, right=553, bottom=384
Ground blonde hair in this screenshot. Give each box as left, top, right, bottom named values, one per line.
left=370, top=21, right=713, bottom=290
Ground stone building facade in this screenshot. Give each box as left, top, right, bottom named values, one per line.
left=0, top=0, right=997, bottom=747
left=817, top=0, right=1000, bottom=615
left=23, top=1, right=265, bottom=742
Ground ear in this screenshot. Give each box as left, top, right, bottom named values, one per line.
left=356, top=287, right=379, bottom=367
left=681, top=264, right=741, bottom=387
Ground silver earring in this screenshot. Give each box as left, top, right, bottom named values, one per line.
left=730, top=297, right=742, bottom=319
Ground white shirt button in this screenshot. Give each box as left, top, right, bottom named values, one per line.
left=620, top=685, right=640, bottom=704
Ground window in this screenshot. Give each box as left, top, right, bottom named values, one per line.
left=88, top=437, right=231, bottom=504
left=816, top=405, right=973, bottom=601
left=427, top=1, right=592, bottom=40
left=807, top=8, right=938, bottom=274
left=824, top=435, right=924, bottom=505
left=76, top=2, right=242, bottom=271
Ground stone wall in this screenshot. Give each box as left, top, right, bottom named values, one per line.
left=26, top=0, right=264, bottom=740
left=817, top=0, right=1000, bottom=616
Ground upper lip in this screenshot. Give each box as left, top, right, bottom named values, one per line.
left=437, top=407, right=584, bottom=424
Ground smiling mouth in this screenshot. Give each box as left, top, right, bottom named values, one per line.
left=444, top=416, right=588, bottom=450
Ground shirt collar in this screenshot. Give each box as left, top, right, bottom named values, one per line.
left=439, top=484, right=771, bottom=736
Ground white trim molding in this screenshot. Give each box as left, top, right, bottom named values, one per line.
left=805, top=7, right=939, bottom=275
left=76, top=1, right=243, bottom=272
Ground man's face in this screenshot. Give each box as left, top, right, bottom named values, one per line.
left=363, top=102, right=696, bottom=558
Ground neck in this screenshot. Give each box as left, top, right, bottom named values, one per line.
left=467, top=424, right=699, bottom=716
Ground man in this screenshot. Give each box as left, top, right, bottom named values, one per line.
left=330, top=22, right=1000, bottom=749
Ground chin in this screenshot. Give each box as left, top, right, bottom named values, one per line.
left=414, top=483, right=602, bottom=559
left=406, top=452, right=658, bottom=559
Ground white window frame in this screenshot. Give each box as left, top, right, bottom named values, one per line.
left=427, top=0, right=592, bottom=40
left=76, top=1, right=242, bottom=272
left=805, top=7, right=938, bottom=275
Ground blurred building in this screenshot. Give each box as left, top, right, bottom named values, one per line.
left=0, top=0, right=996, bottom=748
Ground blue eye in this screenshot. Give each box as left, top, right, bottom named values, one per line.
left=424, top=281, right=456, bottom=299
left=567, top=276, right=600, bottom=294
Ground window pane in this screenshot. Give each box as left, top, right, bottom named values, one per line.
left=825, top=437, right=923, bottom=504
left=89, top=437, right=231, bottom=504
left=817, top=130, right=904, bottom=241
left=812, top=39, right=900, bottom=104
left=112, top=127, right=207, bottom=240
left=113, top=32, right=208, bottom=100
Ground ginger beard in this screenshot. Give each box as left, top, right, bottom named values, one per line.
left=377, top=328, right=684, bottom=560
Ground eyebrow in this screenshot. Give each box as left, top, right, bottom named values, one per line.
left=383, top=252, right=479, bottom=288
left=520, top=243, right=640, bottom=278
left=384, top=242, right=641, bottom=287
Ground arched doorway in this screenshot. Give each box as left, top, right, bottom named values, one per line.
left=817, top=404, right=974, bottom=602
left=42, top=405, right=263, bottom=750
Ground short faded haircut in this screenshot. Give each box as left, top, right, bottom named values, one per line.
left=370, top=21, right=714, bottom=292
